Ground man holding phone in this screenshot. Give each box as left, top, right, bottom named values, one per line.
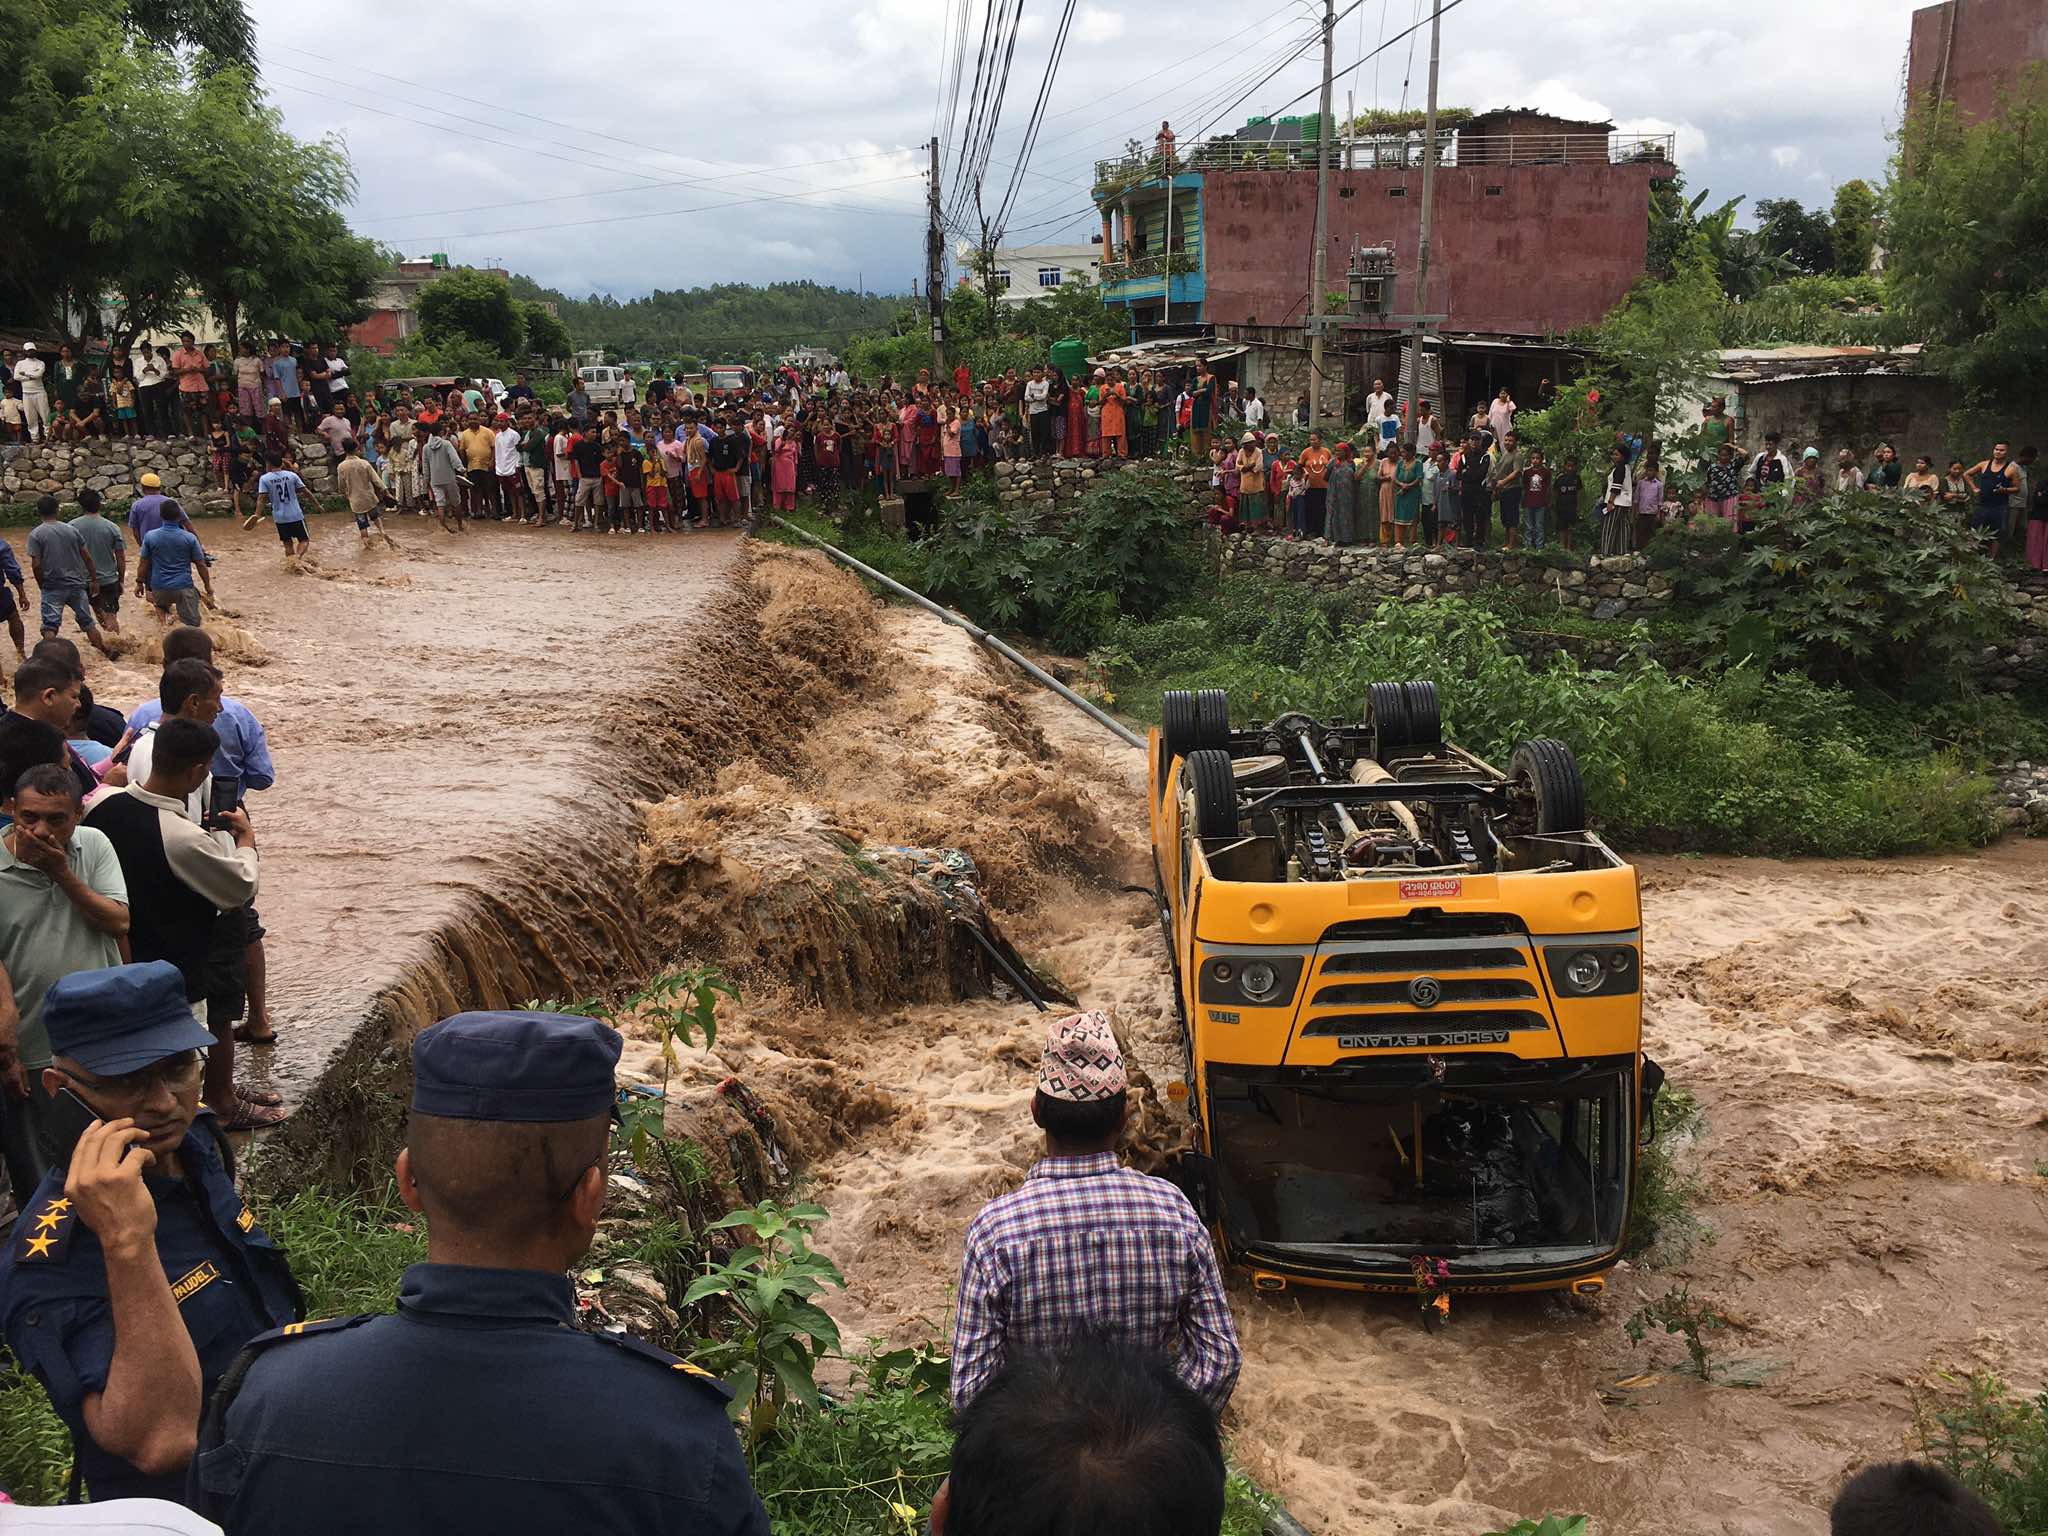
left=0, top=962, right=302, bottom=1503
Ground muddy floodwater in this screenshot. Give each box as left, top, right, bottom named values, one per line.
left=72, top=513, right=739, bottom=1113
left=71, top=528, right=2048, bottom=1532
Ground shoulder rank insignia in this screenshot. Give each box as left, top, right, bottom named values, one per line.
left=592, top=1330, right=735, bottom=1399
left=249, top=1314, right=377, bottom=1349
left=14, top=1196, right=77, bottom=1264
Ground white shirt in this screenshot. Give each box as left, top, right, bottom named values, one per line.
left=1244, top=397, right=1267, bottom=428
left=1365, top=390, right=1392, bottom=425
left=14, top=355, right=48, bottom=391
left=1, top=1497, right=224, bottom=1534
left=1415, top=414, right=1438, bottom=454
left=1487, top=399, right=1515, bottom=441
left=327, top=355, right=350, bottom=395
left=136, top=353, right=167, bottom=388
left=552, top=432, right=573, bottom=478
left=1024, top=378, right=1049, bottom=414
left=494, top=426, right=522, bottom=476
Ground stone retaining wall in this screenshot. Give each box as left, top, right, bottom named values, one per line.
left=989, top=454, right=1207, bottom=518
left=1, top=433, right=337, bottom=512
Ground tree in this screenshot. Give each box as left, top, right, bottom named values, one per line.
left=1887, top=70, right=2048, bottom=437
left=1830, top=179, right=1878, bottom=277
left=1753, top=197, right=1834, bottom=275
left=417, top=269, right=525, bottom=356
left=518, top=301, right=571, bottom=363
left=0, top=1, right=370, bottom=343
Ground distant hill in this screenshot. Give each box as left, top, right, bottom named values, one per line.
left=506, top=276, right=905, bottom=366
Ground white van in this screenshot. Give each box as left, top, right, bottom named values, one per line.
left=577, top=365, right=636, bottom=408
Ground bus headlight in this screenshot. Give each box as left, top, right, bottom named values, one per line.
left=1240, top=961, right=1281, bottom=1001
left=1564, top=951, right=1606, bottom=993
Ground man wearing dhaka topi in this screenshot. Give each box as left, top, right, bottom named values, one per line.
left=948, top=1010, right=1241, bottom=1415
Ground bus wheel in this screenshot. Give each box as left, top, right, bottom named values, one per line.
left=1509, top=738, right=1586, bottom=834
left=1186, top=749, right=1240, bottom=839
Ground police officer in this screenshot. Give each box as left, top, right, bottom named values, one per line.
left=191, top=1010, right=769, bottom=1535
left=0, top=961, right=302, bottom=1503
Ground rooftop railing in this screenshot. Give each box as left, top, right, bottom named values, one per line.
left=1093, top=132, right=1674, bottom=196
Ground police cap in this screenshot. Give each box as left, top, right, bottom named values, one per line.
left=411, top=1011, right=621, bottom=1123
left=45, top=960, right=217, bottom=1076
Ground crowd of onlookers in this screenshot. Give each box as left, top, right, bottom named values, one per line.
left=0, top=335, right=350, bottom=445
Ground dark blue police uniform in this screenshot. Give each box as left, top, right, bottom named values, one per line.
left=190, top=1009, right=769, bottom=1536
left=0, top=960, right=303, bottom=1504
left=194, top=1264, right=767, bottom=1534
left=1, top=1119, right=302, bottom=1503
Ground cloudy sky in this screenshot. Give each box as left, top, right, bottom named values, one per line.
left=248, top=0, right=1929, bottom=301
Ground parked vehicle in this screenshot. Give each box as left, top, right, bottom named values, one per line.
left=576, top=364, right=636, bottom=408
left=1151, top=683, right=1658, bottom=1297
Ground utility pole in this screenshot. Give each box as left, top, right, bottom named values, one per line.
left=1402, top=0, right=1443, bottom=437
left=926, top=136, right=947, bottom=376
left=1306, top=0, right=1336, bottom=427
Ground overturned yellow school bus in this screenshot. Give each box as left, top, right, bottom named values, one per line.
left=1150, top=684, right=1655, bottom=1295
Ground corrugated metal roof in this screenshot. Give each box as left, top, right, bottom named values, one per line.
left=1713, top=343, right=1925, bottom=382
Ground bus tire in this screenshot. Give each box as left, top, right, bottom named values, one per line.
left=1510, top=738, right=1586, bottom=833
left=1186, top=749, right=1240, bottom=839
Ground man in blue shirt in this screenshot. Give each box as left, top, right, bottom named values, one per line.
left=137, top=519, right=213, bottom=627
left=248, top=450, right=312, bottom=569
left=124, top=474, right=178, bottom=549
left=1, top=962, right=302, bottom=1504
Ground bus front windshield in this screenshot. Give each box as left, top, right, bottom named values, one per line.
left=1209, top=1063, right=1630, bottom=1263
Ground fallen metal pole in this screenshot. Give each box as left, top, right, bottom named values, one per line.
left=770, top=518, right=1147, bottom=752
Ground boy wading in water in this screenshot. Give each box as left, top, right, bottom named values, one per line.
left=336, top=438, right=402, bottom=550
left=249, top=447, right=318, bottom=571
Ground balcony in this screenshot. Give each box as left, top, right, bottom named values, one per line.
left=1097, top=251, right=1200, bottom=285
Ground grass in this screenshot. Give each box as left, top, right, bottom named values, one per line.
left=1097, top=580, right=2003, bottom=858
left=1629, top=1086, right=1710, bottom=1261
left=1916, top=1374, right=2048, bottom=1536
left=0, top=1352, right=73, bottom=1504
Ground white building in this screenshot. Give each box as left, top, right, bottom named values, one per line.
left=953, top=241, right=1102, bottom=305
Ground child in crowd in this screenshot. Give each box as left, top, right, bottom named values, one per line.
left=108, top=368, right=137, bottom=437
left=643, top=440, right=670, bottom=531
left=599, top=442, right=625, bottom=532
left=1285, top=460, right=1308, bottom=539
left=0, top=383, right=23, bottom=443
left=941, top=406, right=963, bottom=485
left=1553, top=454, right=1582, bottom=551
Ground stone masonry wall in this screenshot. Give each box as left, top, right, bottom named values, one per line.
left=1, top=433, right=337, bottom=513
left=989, top=455, right=1207, bottom=520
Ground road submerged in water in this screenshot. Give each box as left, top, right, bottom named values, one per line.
left=70, top=525, right=2048, bottom=1534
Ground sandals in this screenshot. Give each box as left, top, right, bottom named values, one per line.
left=233, top=1023, right=278, bottom=1046
left=237, top=1084, right=284, bottom=1107
left=224, top=1095, right=288, bottom=1131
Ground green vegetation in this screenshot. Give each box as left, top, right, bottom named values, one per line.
left=686, top=1200, right=847, bottom=1449
left=845, top=269, right=1126, bottom=391
left=263, top=1184, right=429, bottom=1316
left=1628, top=1087, right=1709, bottom=1261
left=1098, top=580, right=1998, bottom=857
left=1625, top=1286, right=1729, bottom=1380
left=1482, top=1518, right=1592, bottom=1536
left=1916, top=1374, right=2048, bottom=1535
left=2, top=1, right=382, bottom=347
left=1888, top=66, right=2048, bottom=442
left=507, top=276, right=900, bottom=369
left=0, top=1353, right=72, bottom=1505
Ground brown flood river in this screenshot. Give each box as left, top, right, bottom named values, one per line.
left=68, top=528, right=2048, bottom=1533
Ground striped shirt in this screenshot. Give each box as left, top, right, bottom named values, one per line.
left=949, top=1151, right=1242, bottom=1413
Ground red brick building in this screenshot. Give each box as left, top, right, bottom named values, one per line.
left=1906, top=0, right=2048, bottom=124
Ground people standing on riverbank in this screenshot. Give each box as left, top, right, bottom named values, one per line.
left=949, top=1010, right=1241, bottom=1416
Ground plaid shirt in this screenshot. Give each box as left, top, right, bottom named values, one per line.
left=949, top=1152, right=1241, bottom=1413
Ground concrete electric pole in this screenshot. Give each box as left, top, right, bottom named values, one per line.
left=927, top=136, right=947, bottom=377
left=1307, top=0, right=1336, bottom=426
left=1402, top=0, right=1443, bottom=437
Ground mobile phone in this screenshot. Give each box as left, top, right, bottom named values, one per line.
left=56, top=1085, right=100, bottom=1125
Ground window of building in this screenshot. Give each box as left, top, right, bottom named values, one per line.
left=1037, top=267, right=1064, bottom=288
left=993, top=271, right=1013, bottom=291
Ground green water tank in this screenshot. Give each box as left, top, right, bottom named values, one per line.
left=1049, top=338, right=1090, bottom=379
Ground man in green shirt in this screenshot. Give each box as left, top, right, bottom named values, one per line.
left=521, top=413, right=553, bottom=525
left=70, top=489, right=128, bottom=637
left=0, top=762, right=130, bottom=1206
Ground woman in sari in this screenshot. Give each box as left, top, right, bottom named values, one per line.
left=1393, top=440, right=1424, bottom=546
left=1100, top=368, right=1129, bottom=457
left=1598, top=446, right=1635, bottom=555
left=1326, top=441, right=1360, bottom=544
left=1235, top=435, right=1267, bottom=529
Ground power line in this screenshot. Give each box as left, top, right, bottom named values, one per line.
left=990, top=0, right=1081, bottom=238
left=1263, top=0, right=1470, bottom=117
